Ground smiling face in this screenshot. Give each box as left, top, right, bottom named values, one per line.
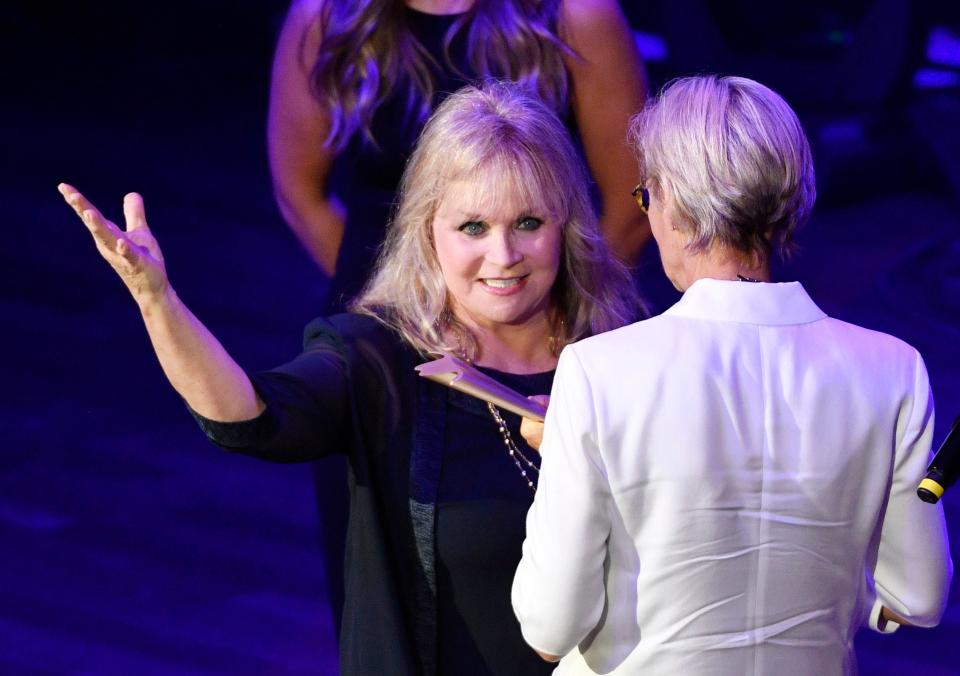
left=432, top=178, right=562, bottom=332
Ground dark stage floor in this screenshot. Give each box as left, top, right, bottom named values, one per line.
left=3, top=2, right=959, bottom=674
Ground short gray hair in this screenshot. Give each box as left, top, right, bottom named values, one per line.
left=353, top=81, right=642, bottom=359
left=628, top=75, right=815, bottom=259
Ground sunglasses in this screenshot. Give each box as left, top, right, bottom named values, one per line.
left=632, top=184, right=649, bottom=214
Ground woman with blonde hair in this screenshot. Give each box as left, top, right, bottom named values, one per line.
left=355, top=81, right=639, bottom=361
left=270, top=0, right=650, bottom=623
left=61, top=81, right=642, bottom=676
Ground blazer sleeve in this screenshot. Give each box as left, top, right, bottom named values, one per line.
left=869, top=350, right=953, bottom=630
left=512, top=345, right=612, bottom=656
left=191, top=316, right=353, bottom=463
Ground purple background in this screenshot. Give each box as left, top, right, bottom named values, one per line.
left=2, top=1, right=958, bottom=673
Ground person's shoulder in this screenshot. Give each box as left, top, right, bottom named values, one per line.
left=302, top=313, right=416, bottom=391
left=587, top=313, right=670, bottom=343
left=304, top=312, right=395, bottom=346
left=566, top=316, right=663, bottom=361
left=821, top=316, right=923, bottom=363
left=281, top=0, right=326, bottom=47
left=561, top=0, right=627, bottom=24
left=559, top=0, right=629, bottom=35
left=288, top=0, right=325, bottom=19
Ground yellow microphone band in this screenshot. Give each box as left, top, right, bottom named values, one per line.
left=919, top=478, right=945, bottom=499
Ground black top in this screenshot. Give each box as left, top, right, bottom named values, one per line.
left=438, top=368, right=553, bottom=675
left=192, top=314, right=555, bottom=676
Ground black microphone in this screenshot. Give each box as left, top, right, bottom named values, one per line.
left=917, top=414, right=960, bottom=504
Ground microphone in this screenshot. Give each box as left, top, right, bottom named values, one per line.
left=917, top=415, right=960, bottom=504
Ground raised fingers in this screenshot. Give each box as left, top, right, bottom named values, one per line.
left=59, top=182, right=100, bottom=223
left=123, top=192, right=148, bottom=232
left=58, top=182, right=93, bottom=215
left=58, top=182, right=125, bottom=255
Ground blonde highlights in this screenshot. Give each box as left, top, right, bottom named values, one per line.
left=352, top=82, right=641, bottom=360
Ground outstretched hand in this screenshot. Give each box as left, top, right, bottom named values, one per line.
left=59, top=183, right=170, bottom=304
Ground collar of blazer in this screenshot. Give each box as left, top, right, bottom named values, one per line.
left=665, top=279, right=827, bottom=326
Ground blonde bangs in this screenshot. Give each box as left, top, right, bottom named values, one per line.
left=443, top=151, right=565, bottom=226
left=353, top=83, right=643, bottom=361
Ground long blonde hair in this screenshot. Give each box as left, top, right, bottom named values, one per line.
left=308, top=0, right=572, bottom=152
left=352, top=82, right=642, bottom=360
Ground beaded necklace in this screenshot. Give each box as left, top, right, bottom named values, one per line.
left=451, top=333, right=546, bottom=493
left=486, top=401, right=540, bottom=492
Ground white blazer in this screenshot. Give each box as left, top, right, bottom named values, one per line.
left=513, top=279, right=952, bottom=675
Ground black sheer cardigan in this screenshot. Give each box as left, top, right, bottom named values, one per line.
left=192, top=313, right=455, bottom=676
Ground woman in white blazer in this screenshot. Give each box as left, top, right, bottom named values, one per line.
left=512, top=75, right=952, bottom=675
